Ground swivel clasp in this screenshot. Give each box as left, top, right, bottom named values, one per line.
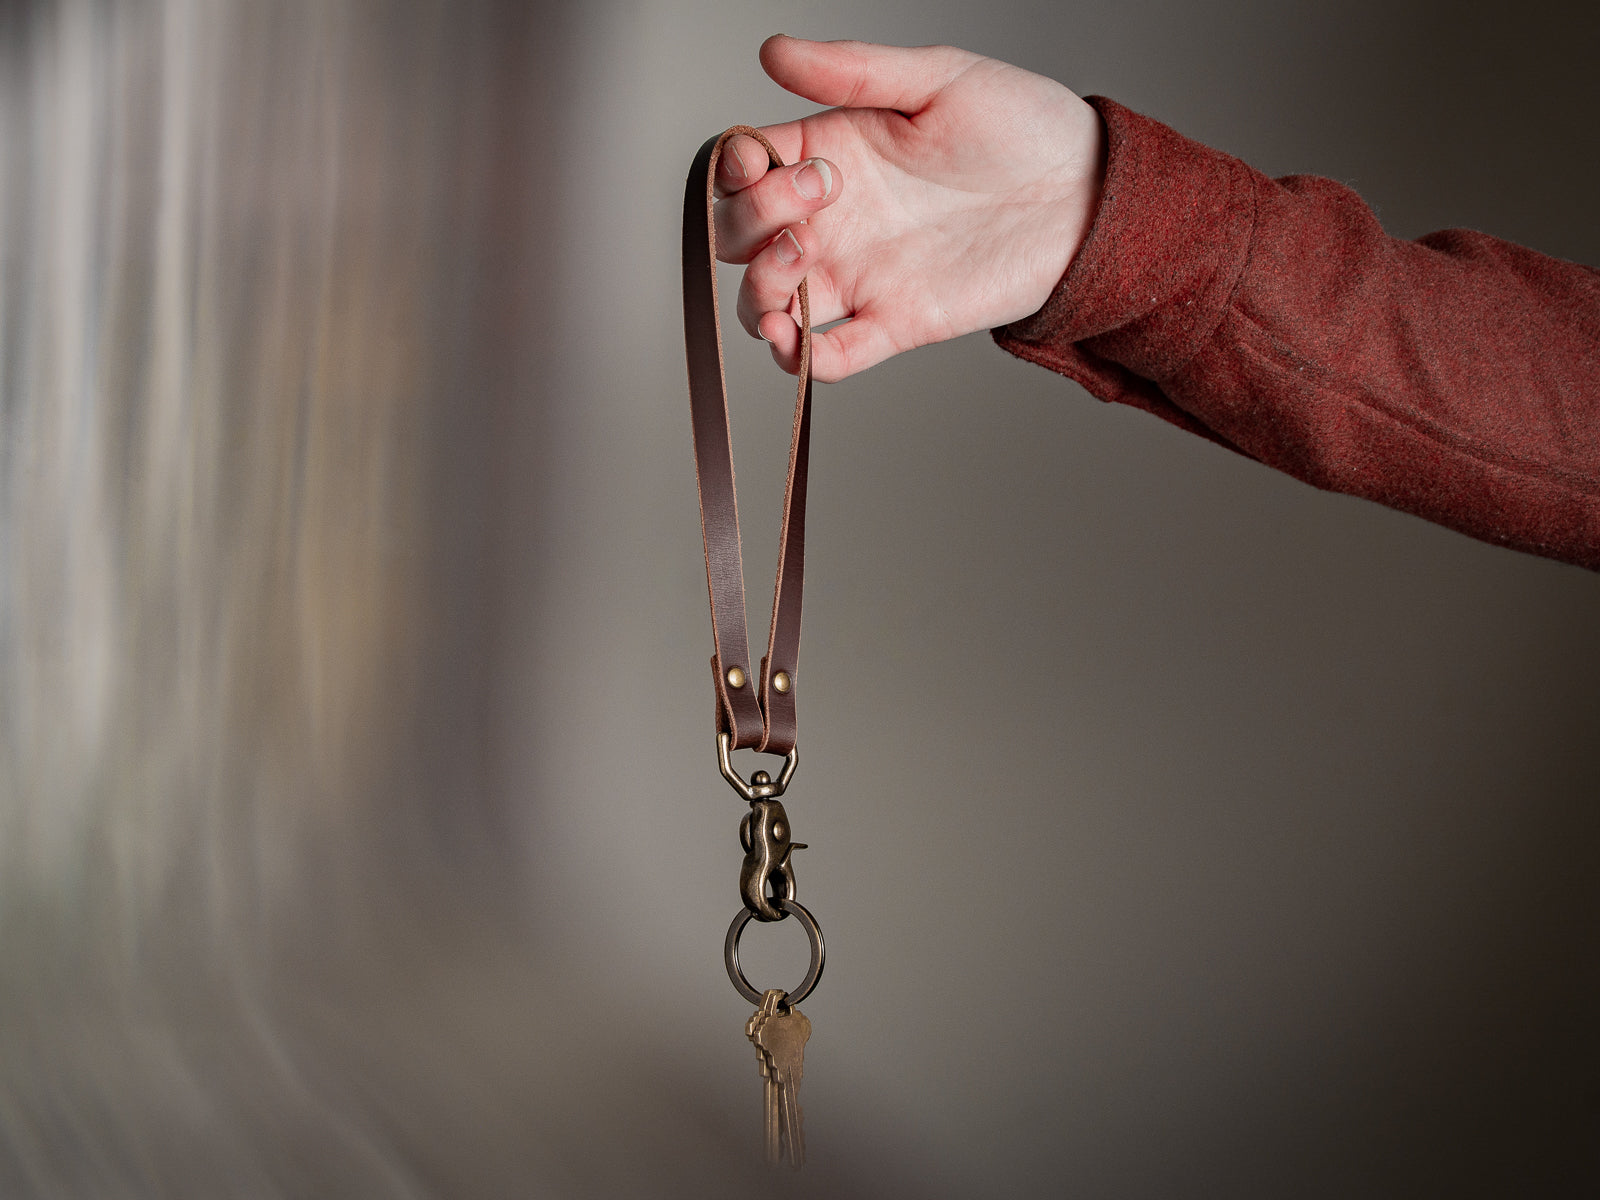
left=739, top=785, right=806, bottom=922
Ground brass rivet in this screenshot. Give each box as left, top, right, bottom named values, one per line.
left=725, top=665, right=746, bottom=689
left=772, top=670, right=791, bottom=694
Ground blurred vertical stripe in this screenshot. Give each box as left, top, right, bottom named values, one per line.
left=0, top=2, right=585, bottom=1192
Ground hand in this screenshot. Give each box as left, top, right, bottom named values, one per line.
left=714, top=36, right=1105, bottom=382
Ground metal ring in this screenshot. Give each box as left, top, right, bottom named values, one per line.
left=724, top=897, right=825, bottom=1007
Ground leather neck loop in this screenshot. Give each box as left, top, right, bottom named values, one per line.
left=683, top=126, right=813, bottom=757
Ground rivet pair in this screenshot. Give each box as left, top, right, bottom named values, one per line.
left=726, top=666, right=793, bottom=695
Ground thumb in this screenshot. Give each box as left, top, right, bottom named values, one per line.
left=758, top=35, right=976, bottom=114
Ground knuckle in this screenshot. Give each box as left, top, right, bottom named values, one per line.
left=742, top=264, right=776, bottom=312
left=747, top=274, right=780, bottom=316
left=712, top=201, right=757, bottom=263
left=735, top=293, right=758, bottom=338
left=833, top=343, right=853, bottom=381
left=745, top=243, right=805, bottom=311
left=745, top=178, right=786, bottom=231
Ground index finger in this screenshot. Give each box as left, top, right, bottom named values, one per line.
left=713, top=133, right=773, bottom=198
left=714, top=117, right=821, bottom=197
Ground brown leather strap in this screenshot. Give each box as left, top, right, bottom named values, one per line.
left=683, top=126, right=812, bottom=756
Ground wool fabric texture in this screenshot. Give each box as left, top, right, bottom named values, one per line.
left=993, top=97, right=1600, bottom=571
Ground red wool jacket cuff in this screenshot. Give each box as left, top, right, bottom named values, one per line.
left=993, top=96, right=1600, bottom=571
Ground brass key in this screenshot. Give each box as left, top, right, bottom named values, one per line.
left=745, top=990, right=785, bottom=1162
left=754, top=1000, right=811, bottom=1168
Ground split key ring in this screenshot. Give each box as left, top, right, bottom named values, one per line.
left=724, top=897, right=825, bottom=1007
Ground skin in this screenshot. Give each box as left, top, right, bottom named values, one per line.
left=715, top=36, right=1107, bottom=383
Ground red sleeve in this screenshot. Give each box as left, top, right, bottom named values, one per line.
left=992, top=97, right=1600, bottom=571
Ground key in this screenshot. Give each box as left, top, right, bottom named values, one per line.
left=757, top=1004, right=810, bottom=1167
left=754, top=1001, right=811, bottom=1168
left=746, top=990, right=785, bottom=1163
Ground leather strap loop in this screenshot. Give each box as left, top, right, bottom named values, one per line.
left=683, top=126, right=813, bottom=756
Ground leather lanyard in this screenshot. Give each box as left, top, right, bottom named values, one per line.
left=685, top=125, right=826, bottom=1171
left=682, top=125, right=812, bottom=763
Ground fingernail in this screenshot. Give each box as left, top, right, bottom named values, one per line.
left=726, top=143, right=747, bottom=181
left=793, top=159, right=832, bottom=201
left=774, top=228, right=803, bottom=265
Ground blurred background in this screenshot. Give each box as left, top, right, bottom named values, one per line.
left=1, top=0, right=1596, bottom=1195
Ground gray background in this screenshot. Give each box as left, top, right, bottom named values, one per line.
left=1, top=0, right=1596, bottom=1196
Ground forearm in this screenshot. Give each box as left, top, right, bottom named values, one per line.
left=995, top=98, right=1600, bottom=570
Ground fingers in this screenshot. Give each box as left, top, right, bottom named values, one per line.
left=756, top=310, right=803, bottom=372
left=759, top=309, right=902, bottom=384
left=736, top=222, right=817, bottom=338
left=759, top=35, right=977, bottom=114
left=713, top=157, right=839, bottom=263
left=712, top=133, right=771, bottom=199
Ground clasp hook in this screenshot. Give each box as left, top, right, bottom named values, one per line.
left=739, top=796, right=806, bottom=921
left=716, top=730, right=798, bottom=801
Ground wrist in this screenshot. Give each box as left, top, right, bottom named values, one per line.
left=1000, top=93, right=1109, bottom=327
left=997, top=97, right=1258, bottom=381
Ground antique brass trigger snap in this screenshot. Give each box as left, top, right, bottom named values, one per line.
left=717, top=732, right=807, bottom=922
left=740, top=788, right=806, bottom=922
